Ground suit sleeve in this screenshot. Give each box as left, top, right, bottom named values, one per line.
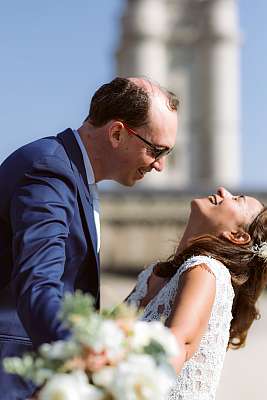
left=10, top=156, right=77, bottom=348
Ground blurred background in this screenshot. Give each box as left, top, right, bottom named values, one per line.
left=1, top=1, right=266, bottom=398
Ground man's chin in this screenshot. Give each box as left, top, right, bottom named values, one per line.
left=125, top=180, right=136, bottom=187
left=116, top=177, right=138, bottom=187
left=116, top=171, right=145, bottom=187
left=129, top=175, right=144, bottom=186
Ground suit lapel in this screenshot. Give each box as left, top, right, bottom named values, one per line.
left=57, top=129, right=99, bottom=269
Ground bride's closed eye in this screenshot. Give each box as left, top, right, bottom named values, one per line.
left=233, top=195, right=245, bottom=202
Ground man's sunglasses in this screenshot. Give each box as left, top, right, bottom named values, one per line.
left=123, top=123, right=173, bottom=161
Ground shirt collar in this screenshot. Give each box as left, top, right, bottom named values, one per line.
left=73, top=129, right=95, bottom=185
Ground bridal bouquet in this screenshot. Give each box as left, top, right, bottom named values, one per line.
left=4, top=291, right=178, bottom=400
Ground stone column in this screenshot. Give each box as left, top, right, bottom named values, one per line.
left=116, top=0, right=181, bottom=188
left=193, top=0, right=241, bottom=188
left=166, top=0, right=200, bottom=189
left=116, top=0, right=168, bottom=86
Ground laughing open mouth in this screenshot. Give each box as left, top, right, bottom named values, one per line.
left=208, top=194, right=218, bottom=205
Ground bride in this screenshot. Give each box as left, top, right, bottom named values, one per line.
left=127, top=187, right=267, bottom=399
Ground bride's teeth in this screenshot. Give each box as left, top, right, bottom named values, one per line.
left=208, top=195, right=216, bottom=205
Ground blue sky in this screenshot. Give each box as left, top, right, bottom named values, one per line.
left=0, top=0, right=266, bottom=189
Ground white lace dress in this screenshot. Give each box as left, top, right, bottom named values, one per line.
left=127, top=255, right=235, bottom=400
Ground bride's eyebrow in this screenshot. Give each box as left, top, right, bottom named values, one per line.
left=234, top=194, right=245, bottom=203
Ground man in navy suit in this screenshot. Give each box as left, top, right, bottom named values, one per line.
left=0, top=77, right=178, bottom=399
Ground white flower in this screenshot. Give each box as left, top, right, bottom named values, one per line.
left=108, top=354, right=175, bottom=400
left=39, top=370, right=104, bottom=400
left=72, top=316, right=125, bottom=361
left=92, top=366, right=116, bottom=388
left=72, top=313, right=102, bottom=345
left=39, top=340, right=80, bottom=360
left=88, top=320, right=125, bottom=361
left=130, top=321, right=179, bottom=357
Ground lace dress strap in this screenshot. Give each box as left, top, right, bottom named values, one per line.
left=127, top=263, right=156, bottom=308
left=177, top=255, right=230, bottom=282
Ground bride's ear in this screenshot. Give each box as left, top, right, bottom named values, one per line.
left=221, top=230, right=251, bottom=245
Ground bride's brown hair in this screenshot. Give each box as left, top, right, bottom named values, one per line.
left=155, top=207, right=267, bottom=349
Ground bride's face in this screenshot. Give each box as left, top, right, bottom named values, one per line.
left=189, top=187, right=263, bottom=236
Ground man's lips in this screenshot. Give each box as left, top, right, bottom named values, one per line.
left=137, top=168, right=151, bottom=178
left=135, top=169, right=145, bottom=180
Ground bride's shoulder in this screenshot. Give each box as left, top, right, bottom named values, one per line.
left=179, top=255, right=230, bottom=280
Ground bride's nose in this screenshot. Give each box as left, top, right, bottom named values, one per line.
left=217, top=187, right=232, bottom=198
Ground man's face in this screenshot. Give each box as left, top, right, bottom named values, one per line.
left=116, top=93, right=178, bottom=186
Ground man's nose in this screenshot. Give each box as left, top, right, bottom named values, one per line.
left=151, top=157, right=165, bottom=172
left=217, top=187, right=232, bottom=198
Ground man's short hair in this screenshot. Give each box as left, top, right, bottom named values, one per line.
left=85, top=77, right=179, bottom=128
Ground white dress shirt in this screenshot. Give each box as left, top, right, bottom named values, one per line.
left=73, top=129, right=100, bottom=253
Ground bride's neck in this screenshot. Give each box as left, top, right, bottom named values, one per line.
left=176, top=223, right=201, bottom=255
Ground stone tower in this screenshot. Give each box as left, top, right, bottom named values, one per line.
left=116, top=0, right=241, bottom=190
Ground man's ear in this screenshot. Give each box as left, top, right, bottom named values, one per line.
left=109, top=121, right=124, bottom=149
left=221, top=230, right=251, bottom=245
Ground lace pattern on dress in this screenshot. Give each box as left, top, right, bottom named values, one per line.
left=127, top=263, right=156, bottom=309
left=127, top=256, right=235, bottom=400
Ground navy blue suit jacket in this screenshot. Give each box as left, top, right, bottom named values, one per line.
left=0, top=129, right=100, bottom=399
